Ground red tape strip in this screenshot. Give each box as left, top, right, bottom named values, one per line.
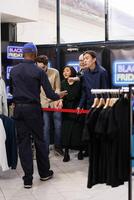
left=42, top=107, right=89, bottom=114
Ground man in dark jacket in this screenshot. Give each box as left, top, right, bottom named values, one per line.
left=78, top=50, right=109, bottom=109
left=10, top=42, right=67, bottom=189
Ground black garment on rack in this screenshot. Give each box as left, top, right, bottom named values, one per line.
left=87, top=96, right=129, bottom=188
left=106, top=106, right=124, bottom=187
left=85, top=107, right=103, bottom=188
left=95, top=107, right=111, bottom=184
left=0, top=115, right=18, bottom=169
left=110, top=96, right=129, bottom=182
left=95, top=107, right=123, bottom=187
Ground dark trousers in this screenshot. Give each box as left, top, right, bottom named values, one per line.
left=14, top=104, right=50, bottom=184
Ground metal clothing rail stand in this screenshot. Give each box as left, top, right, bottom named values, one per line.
left=128, top=85, right=133, bottom=200
left=91, top=88, right=133, bottom=200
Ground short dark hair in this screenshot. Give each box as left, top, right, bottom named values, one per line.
left=35, top=55, right=48, bottom=65
left=83, top=50, right=97, bottom=59
left=63, top=66, right=77, bottom=77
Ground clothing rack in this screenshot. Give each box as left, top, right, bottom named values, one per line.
left=91, top=87, right=134, bottom=94
left=91, top=87, right=134, bottom=200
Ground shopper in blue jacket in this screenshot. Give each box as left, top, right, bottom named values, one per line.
left=78, top=50, right=109, bottom=109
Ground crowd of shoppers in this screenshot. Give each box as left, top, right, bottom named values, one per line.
left=9, top=42, right=109, bottom=188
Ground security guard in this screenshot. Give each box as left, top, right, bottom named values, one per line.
left=10, top=42, right=67, bottom=189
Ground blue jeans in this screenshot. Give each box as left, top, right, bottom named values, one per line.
left=43, top=111, right=62, bottom=151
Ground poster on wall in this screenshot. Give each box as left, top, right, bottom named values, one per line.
left=6, top=66, right=13, bottom=79
left=7, top=46, right=23, bottom=59
left=113, top=61, right=134, bottom=86
left=111, top=48, right=134, bottom=87
left=6, top=45, right=24, bottom=100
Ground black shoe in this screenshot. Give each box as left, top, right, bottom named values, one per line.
left=54, top=146, right=64, bottom=156
left=40, top=170, right=54, bottom=181
left=23, top=176, right=32, bottom=189
left=63, top=154, right=70, bottom=162
left=78, top=152, right=84, bottom=160
left=24, top=184, right=32, bottom=189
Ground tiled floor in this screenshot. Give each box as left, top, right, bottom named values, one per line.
left=0, top=150, right=133, bottom=200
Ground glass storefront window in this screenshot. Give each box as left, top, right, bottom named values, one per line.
left=109, top=0, right=134, bottom=40
left=60, top=0, right=105, bottom=43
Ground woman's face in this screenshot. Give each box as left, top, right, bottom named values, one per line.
left=63, top=67, right=72, bottom=79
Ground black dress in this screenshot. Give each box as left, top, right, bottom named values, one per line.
left=109, top=97, right=129, bottom=183
left=86, top=107, right=103, bottom=188
left=61, top=79, right=84, bottom=148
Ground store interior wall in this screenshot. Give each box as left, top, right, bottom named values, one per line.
left=17, top=7, right=57, bottom=44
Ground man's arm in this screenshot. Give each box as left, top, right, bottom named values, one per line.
left=68, top=70, right=83, bottom=84
left=68, top=77, right=80, bottom=84
left=40, top=70, right=67, bottom=100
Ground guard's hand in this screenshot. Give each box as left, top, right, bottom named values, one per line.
left=58, top=90, right=68, bottom=98
left=54, top=100, right=63, bottom=109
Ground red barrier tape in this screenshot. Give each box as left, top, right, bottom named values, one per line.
left=42, top=107, right=89, bottom=114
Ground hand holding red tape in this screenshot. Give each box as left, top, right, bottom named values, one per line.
left=42, top=107, right=89, bottom=114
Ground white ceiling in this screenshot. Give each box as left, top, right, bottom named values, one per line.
left=1, top=13, right=35, bottom=23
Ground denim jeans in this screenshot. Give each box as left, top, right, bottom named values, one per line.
left=43, top=111, right=62, bottom=151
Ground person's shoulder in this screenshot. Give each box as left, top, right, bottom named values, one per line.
left=47, top=68, right=60, bottom=78
left=48, top=68, right=59, bottom=74
left=33, top=63, right=43, bottom=72
left=98, top=65, right=107, bottom=73
left=10, top=63, right=21, bottom=73
left=33, top=65, right=47, bottom=77
left=97, top=64, right=106, bottom=71
left=14, top=63, right=22, bottom=68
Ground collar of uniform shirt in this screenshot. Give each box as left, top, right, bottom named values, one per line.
left=22, top=59, right=35, bottom=64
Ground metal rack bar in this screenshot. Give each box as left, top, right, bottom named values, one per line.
left=91, top=88, right=134, bottom=94
left=128, top=85, right=133, bottom=200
